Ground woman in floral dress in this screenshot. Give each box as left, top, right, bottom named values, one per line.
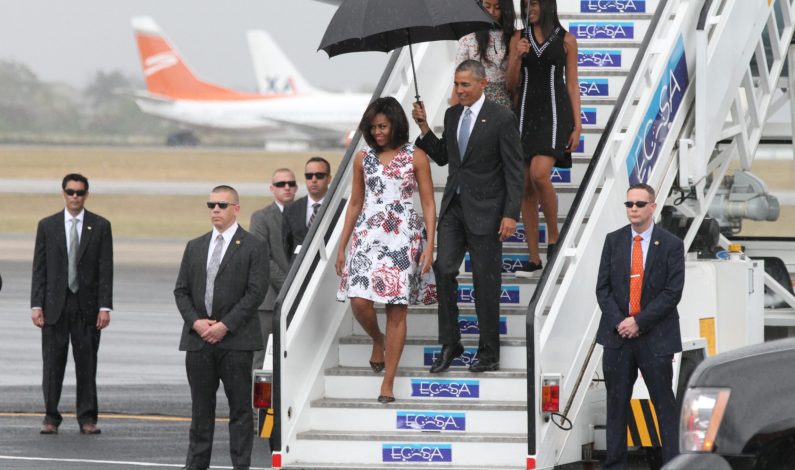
left=336, top=96, right=437, bottom=403
left=452, top=0, right=516, bottom=108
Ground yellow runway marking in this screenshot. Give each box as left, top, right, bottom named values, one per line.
left=0, top=412, right=229, bottom=423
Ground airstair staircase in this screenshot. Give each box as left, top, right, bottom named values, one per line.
left=271, top=0, right=795, bottom=468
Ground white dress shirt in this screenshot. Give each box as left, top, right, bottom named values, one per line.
left=207, top=222, right=239, bottom=268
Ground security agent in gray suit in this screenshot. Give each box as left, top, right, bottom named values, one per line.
left=174, top=185, right=268, bottom=470
left=249, top=168, right=297, bottom=369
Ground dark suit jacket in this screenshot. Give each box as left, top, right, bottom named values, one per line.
left=415, top=99, right=524, bottom=235
left=282, top=195, right=346, bottom=262
left=282, top=196, right=309, bottom=261
left=250, top=203, right=289, bottom=311
left=31, top=210, right=113, bottom=325
left=174, top=225, right=268, bottom=351
left=595, top=224, right=685, bottom=356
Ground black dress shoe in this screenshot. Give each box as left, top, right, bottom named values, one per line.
left=429, top=342, right=464, bottom=373
left=514, top=260, right=543, bottom=278
left=469, top=359, right=499, bottom=372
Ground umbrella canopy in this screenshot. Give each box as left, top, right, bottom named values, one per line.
left=318, top=0, right=495, bottom=100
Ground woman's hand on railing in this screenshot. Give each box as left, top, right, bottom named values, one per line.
left=419, top=246, right=434, bottom=275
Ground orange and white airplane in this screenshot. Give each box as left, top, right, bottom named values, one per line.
left=131, top=16, right=371, bottom=145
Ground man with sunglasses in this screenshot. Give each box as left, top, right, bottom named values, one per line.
left=31, top=173, right=113, bottom=435
left=283, top=156, right=333, bottom=260
left=249, top=169, right=297, bottom=369
left=595, top=183, right=685, bottom=468
left=174, top=185, right=268, bottom=470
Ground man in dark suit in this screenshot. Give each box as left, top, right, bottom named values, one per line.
left=31, top=173, right=113, bottom=435
left=283, top=156, right=332, bottom=261
left=412, top=59, right=524, bottom=373
left=249, top=168, right=296, bottom=369
left=595, top=183, right=685, bottom=468
left=174, top=185, right=268, bottom=470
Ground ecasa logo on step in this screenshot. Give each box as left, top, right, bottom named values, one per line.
left=580, top=0, right=646, bottom=13
left=424, top=347, right=478, bottom=367
left=459, top=315, right=508, bottom=335
left=396, top=411, right=466, bottom=431
left=411, top=379, right=480, bottom=398
left=579, top=50, right=622, bottom=68
left=382, top=443, right=452, bottom=463
left=579, top=78, right=609, bottom=96
left=581, top=107, right=598, bottom=125
left=570, top=22, right=635, bottom=40
left=458, top=285, right=520, bottom=304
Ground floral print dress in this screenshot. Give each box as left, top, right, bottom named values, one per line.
left=337, top=143, right=437, bottom=305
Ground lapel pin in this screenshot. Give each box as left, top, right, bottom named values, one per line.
left=654, top=240, right=659, bottom=246
left=481, top=119, right=486, bottom=123
left=87, top=226, right=92, bottom=230
left=235, top=240, right=241, bottom=245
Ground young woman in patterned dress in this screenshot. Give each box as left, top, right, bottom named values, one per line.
left=506, top=0, right=582, bottom=276
left=336, top=97, right=437, bottom=402
left=452, top=0, right=516, bottom=108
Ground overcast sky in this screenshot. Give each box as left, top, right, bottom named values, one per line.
left=0, top=0, right=386, bottom=93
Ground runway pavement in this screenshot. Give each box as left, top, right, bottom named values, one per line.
left=0, top=237, right=271, bottom=469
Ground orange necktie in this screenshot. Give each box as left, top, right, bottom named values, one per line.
left=629, top=235, right=643, bottom=315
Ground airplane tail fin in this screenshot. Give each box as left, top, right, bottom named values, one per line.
left=246, top=30, right=323, bottom=96
left=132, top=16, right=261, bottom=101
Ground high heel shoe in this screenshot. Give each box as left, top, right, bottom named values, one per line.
left=377, top=395, right=395, bottom=403
left=369, top=361, right=385, bottom=373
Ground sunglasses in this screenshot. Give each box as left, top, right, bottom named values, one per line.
left=64, top=189, right=87, bottom=197
left=624, top=201, right=650, bottom=209
left=206, top=201, right=236, bottom=210
left=273, top=180, right=297, bottom=188
left=305, top=172, right=328, bottom=180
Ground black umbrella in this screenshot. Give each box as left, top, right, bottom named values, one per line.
left=318, top=0, right=495, bottom=101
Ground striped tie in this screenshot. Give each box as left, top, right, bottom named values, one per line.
left=629, top=235, right=643, bottom=316
left=308, top=202, right=320, bottom=228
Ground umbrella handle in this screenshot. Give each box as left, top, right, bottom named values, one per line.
left=406, top=29, right=421, bottom=102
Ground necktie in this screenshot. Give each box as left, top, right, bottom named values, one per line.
left=458, top=108, right=472, bottom=161
left=308, top=202, right=321, bottom=228
left=68, top=218, right=79, bottom=293
left=205, top=234, right=224, bottom=317
left=629, top=235, right=644, bottom=316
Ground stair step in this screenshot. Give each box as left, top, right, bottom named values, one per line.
left=311, top=397, right=526, bottom=411
left=308, top=398, right=527, bottom=433
left=297, top=429, right=526, bottom=443
left=286, top=437, right=526, bottom=466
left=361, top=307, right=527, bottom=338
left=324, top=367, right=527, bottom=401
left=338, top=338, right=527, bottom=370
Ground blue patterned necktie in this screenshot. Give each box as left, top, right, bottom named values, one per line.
left=458, top=107, right=472, bottom=161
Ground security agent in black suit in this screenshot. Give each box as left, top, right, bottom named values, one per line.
left=31, top=173, right=113, bottom=435
left=412, top=60, right=524, bottom=373
left=595, top=183, right=685, bottom=468
left=174, top=185, right=268, bottom=470
left=283, top=156, right=331, bottom=261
